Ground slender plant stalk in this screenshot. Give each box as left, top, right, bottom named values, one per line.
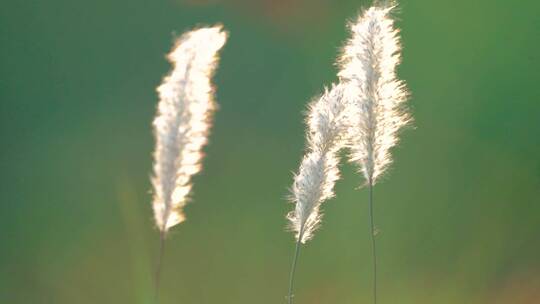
left=287, top=226, right=304, bottom=304
left=368, top=181, right=377, bottom=304
left=154, top=232, right=166, bottom=303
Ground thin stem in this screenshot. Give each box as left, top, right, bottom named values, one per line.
left=287, top=226, right=304, bottom=304
left=368, top=180, right=377, bottom=304
left=154, top=231, right=166, bottom=303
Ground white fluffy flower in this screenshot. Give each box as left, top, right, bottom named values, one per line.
left=151, top=25, right=228, bottom=233
left=339, top=3, right=410, bottom=184
left=288, top=84, right=350, bottom=243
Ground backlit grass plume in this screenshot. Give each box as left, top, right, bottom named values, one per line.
left=287, top=84, right=349, bottom=243
left=338, top=3, right=410, bottom=303
left=339, top=2, right=410, bottom=184
left=286, top=84, right=349, bottom=304
left=152, top=25, right=227, bottom=235
left=151, top=25, right=228, bottom=299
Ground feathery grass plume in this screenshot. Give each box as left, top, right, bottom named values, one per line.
left=339, top=2, right=410, bottom=184
left=286, top=84, right=349, bottom=304
left=152, top=25, right=227, bottom=235
left=338, top=3, right=410, bottom=304
left=288, top=84, right=349, bottom=243
left=151, top=25, right=228, bottom=299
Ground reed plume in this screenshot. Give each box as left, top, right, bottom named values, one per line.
left=286, top=84, right=349, bottom=304
left=339, top=2, right=410, bottom=184
left=338, top=3, right=410, bottom=303
left=287, top=84, right=349, bottom=243
left=152, top=25, right=227, bottom=234
left=150, top=25, right=228, bottom=299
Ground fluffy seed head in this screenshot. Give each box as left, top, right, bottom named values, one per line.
left=288, top=84, right=350, bottom=243
left=339, top=3, right=411, bottom=184
left=152, top=25, right=228, bottom=233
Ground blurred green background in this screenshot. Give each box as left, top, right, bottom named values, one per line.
left=1, top=0, right=539, bottom=303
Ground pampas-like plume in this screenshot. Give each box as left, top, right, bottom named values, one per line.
left=151, top=25, right=227, bottom=301
left=339, top=3, right=410, bottom=184
left=338, top=3, right=410, bottom=304
left=151, top=25, right=227, bottom=235
left=286, top=84, right=349, bottom=304
left=287, top=84, right=349, bottom=243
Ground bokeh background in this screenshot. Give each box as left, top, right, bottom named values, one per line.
left=1, top=0, right=539, bottom=303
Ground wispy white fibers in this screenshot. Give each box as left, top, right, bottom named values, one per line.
left=151, top=25, right=228, bottom=234
left=287, top=85, right=349, bottom=304
left=339, top=3, right=411, bottom=184
left=288, top=84, right=349, bottom=244
left=338, top=4, right=410, bottom=304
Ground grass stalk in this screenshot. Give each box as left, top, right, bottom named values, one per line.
left=154, top=231, right=166, bottom=303
left=287, top=226, right=305, bottom=304
left=368, top=180, right=377, bottom=304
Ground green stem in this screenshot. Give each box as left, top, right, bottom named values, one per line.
left=154, top=231, right=166, bottom=303
left=287, top=226, right=304, bottom=304
left=368, top=180, right=377, bottom=304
